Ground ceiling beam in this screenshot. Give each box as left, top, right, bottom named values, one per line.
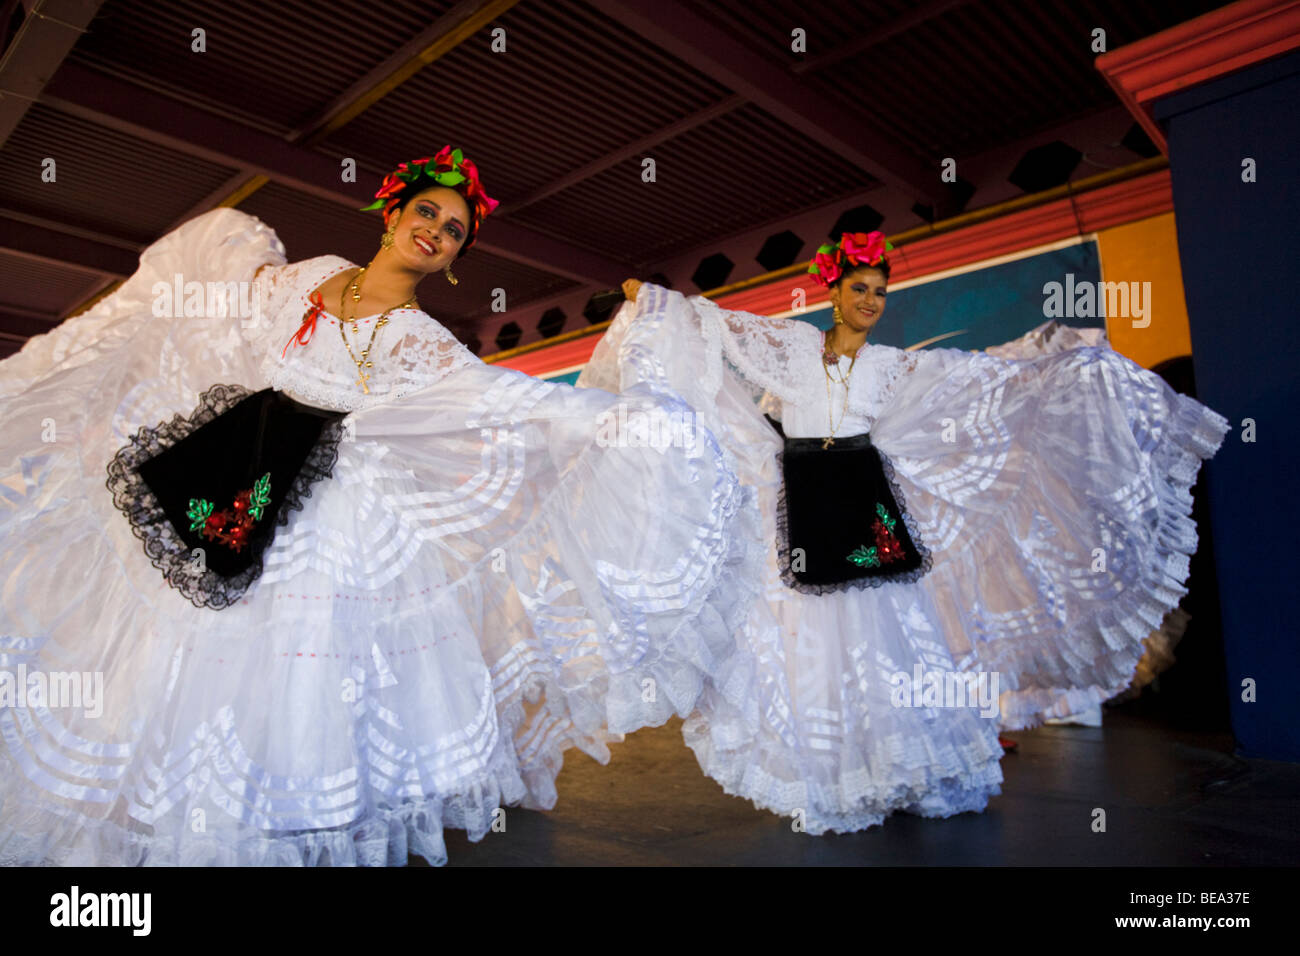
left=0, top=211, right=139, bottom=274
left=472, top=219, right=628, bottom=286
left=501, top=1, right=968, bottom=219
left=0, top=0, right=102, bottom=146
left=166, top=170, right=268, bottom=233
left=41, top=64, right=360, bottom=206
left=196, top=1, right=519, bottom=222
left=790, top=0, right=972, bottom=75
left=295, top=0, right=520, bottom=145
left=33, top=65, right=632, bottom=285
left=588, top=0, right=944, bottom=205
left=0, top=308, right=62, bottom=339
left=505, top=95, right=746, bottom=215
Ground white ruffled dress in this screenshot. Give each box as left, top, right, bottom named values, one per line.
left=0, top=210, right=762, bottom=865
left=578, top=283, right=1229, bottom=834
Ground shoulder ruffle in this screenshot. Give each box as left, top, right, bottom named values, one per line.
left=259, top=256, right=480, bottom=412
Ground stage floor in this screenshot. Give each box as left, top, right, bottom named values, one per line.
left=430, top=709, right=1299, bottom=866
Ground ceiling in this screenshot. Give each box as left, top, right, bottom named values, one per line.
left=0, top=0, right=1231, bottom=358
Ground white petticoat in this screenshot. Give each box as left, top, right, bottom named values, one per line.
left=579, top=285, right=1229, bottom=834
left=0, top=211, right=764, bottom=865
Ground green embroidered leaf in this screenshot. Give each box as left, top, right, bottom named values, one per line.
left=847, top=544, right=880, bottom=568
left=187, top=498, right=214, bottom=531
left=249, top=472, right=272, bottom=522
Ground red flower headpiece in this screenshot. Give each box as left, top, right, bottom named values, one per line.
left=807, top=231, right=894, bottom=287
left=361, top=146, right=500, bottom=251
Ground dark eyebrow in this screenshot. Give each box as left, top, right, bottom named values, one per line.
left=418, top=199, right=466, bottom=233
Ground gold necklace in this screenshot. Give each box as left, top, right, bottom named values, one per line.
left=343, top=266, right=416, bottom=332
left=821, top=330, right=859, bottom=450
left=337, top=265, right=416, bottom=394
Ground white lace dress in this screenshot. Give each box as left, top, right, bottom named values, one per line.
left=0, top=210, right=763, bottom=865
left=578, top=283, right=1229, bottom=834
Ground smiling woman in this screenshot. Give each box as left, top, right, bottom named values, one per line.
left=0, top=147, right=765, bottom=866
left=588, top=230, right=1230, bottom=834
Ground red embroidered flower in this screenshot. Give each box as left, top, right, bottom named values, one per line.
left=204, top=510, right=231, bottom=538
left=870, top=516, right=906, bottom=564
left=226, top=522, right=251, bottom=552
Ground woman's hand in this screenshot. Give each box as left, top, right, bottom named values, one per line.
left=622, top=278, right=643, bottom=302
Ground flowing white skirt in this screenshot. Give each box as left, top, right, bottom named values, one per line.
left=580, top=289, right=1229, bottom=834
left=0, top=222, right=763, bottom=865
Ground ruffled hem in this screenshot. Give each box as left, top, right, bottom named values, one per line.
left=682, top=705, right=1004, bottom=835
left=990, top=389, right=1229, bottom=730
left=0, top=745, right=524, bottom=867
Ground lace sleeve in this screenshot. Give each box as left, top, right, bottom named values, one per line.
left=381, top=315, right=480, bottom=393
left=841, top=345, right=920, bottom=423
left=687, top=293, right=820, bottom=405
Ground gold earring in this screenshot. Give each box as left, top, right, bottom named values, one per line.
left=444, top=266, right=458, bottom=286
left=381, top=224, right=396, bottom=250
left=832, top=303, right=844, bottom=325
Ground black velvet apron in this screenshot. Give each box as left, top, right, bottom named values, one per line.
left=776, top=432, right=930, bottom=593
left=106, top=383, right=347, bottom=610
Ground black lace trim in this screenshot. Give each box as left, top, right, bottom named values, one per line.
left=774, top=436, right=934, bottom=595
left=105, top=383, right=345, bottom=611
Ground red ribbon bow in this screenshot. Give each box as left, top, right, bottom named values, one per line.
left=283, top=291, right=327, bottom=358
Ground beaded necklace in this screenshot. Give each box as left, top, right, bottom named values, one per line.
left=336, top=265, right=416, bottom=394
left=821, top=329, right=860, bottom=450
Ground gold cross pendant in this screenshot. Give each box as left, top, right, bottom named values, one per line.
left=822, top=436, right=835, bottom=450
left=354, top=368, right=370, bottom=394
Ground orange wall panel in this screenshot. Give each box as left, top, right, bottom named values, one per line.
left=1096, top=211, right=1194, bottom=369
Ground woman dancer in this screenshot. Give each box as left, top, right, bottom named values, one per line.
left=0, top=147, right=761, bottom=865
left=586, top=231, right=1228, bottom=833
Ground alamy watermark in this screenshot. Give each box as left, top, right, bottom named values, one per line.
left=1043, top=273, right=1151, bottom=328
left=152, top=273, right=265, bottom=329
left=1, top=665, right=103, bottom=719
left=888, top=665, right=1000, bottom=719
left=595, top=403, right=700, bottom=454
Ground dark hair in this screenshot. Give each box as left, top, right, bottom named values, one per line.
left=838, top=258, right=891, bottom=285
left=391, top=181, right=479, bottom=258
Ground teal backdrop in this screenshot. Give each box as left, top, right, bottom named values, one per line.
left=539, top=240, right=1104, bottom=384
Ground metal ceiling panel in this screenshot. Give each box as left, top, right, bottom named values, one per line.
left=321, top=0, right=734, bottom=201
left=0, top=252, right=104, bottom=316
left=66, top=0, right=462, bottom=135
left=0, top=102, right=237, bottom=242
left=507, top=102, right=875, bottom=263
